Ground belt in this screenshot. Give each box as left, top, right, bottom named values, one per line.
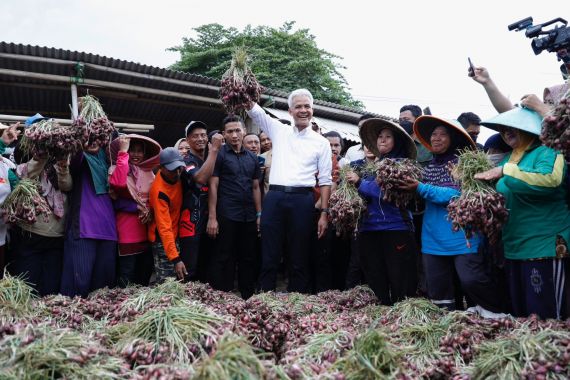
left=269, top=185, right=313, bottom=194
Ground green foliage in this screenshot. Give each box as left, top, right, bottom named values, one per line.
left=169, top=22, right=364, bottom=108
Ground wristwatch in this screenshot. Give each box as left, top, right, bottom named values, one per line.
left=320, top=208, right=330, bottom=215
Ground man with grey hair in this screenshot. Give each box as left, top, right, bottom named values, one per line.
left=246, top=88, right=332, bottom=293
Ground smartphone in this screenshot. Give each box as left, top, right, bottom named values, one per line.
left=468, top=57, right=475, bottom=76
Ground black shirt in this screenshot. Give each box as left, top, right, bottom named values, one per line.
left=213, top=144, right=261, bottom=222
left=181, top=151, right=208, bottom=235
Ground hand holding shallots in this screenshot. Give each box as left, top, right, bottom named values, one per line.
left=448, top=149, right=509, bottom=244
left=377, top=158, right=422, bottom=208
left=328, top=166, right=366, bottom=235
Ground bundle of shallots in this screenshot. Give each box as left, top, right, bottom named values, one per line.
left=21, top=119, right=87, bottom=158
left=328, top=166, right=366, bottom=235
left=1, top=179, right=52, bottom=224
left=77, top=95, right=116, bottom=147
left=447, top=149, right=509, bottom=244
left=376, top=158, right=422, bottom=209
left=220, top=47, right=263, bottom=115
left=541, top=92, right=570, bottom=160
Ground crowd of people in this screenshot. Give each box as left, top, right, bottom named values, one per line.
left=0, top=63, right=568, bottom=321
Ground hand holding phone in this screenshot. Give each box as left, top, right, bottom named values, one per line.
left=468, top=57, right=475, bottom=77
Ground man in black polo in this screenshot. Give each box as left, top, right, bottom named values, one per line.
left=206, top=116, right=261, bottom=299
left=179, top=121, right=223, bottom=281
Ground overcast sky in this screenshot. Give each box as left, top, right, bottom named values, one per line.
left=2, top=0, right=568, bottom=142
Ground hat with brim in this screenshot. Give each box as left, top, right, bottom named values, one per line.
left=185, top=121, right=208, bottom=137
left=110, top=134, right=162, bottom=169
left=159, top=147, right=185, bottom=171
left=413, top=115, right=475, bottom=152
left=359, top=118, right=417, bottom=159
left=480, top=107, right=542, bottom=136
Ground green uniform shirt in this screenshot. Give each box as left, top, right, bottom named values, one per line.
left=497, top=144, right=570, bottom=260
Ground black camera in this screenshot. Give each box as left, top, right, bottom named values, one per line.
left=509, top=17, right=570, bottom=58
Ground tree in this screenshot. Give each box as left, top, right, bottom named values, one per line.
left=169, top=22, right=364, bottom=109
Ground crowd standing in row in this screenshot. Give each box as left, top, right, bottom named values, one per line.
left=0, top=64, right=568, bottom=321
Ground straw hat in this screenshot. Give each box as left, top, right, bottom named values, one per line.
left=413, top=115, right=475, bottom=152
left=110, top=134, right=161, bottom=170
left=359, top=118, right=417, bottom=159
left=480, top=107, right=542, bottom=136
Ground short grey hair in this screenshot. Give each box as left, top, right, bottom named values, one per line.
left=288, top=89, right=314, bottom=109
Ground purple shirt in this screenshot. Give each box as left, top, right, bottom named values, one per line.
left=69, top=152, right=117, bottom=241
left=79, top=169, right=117, bottom=240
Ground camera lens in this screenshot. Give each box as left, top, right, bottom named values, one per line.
left=531, top=37, right=549, bottom=55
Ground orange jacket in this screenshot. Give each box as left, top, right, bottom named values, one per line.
left=148, top=172, right=183, bottom=262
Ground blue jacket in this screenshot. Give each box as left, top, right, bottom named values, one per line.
left=416, top=183, right=479, bottom=255
left=358, top=179, right=412, bottom=232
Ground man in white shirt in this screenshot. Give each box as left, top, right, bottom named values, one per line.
left=246, top=89, right=332, bottom=293
left=343, top=114, right=375, bottom=163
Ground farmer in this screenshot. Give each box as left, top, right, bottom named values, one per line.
left=148, top=147, right=186, bottom=282
left=475, top=107, right=570, bottom=319
left=109, top=135, right=161, bottom=287
left=246, top=88, right=332, bottom=293
left=60, top=135, right=117, bottom=297
left=397, top=116, right=503, bottom=315
left=179, top=121, right=223, bottom=281
left=0, top=124, right=20, bottom=280
left=345, top=118, right=418, bottom=305
left=9, top=130, right=72, bottom=296
left=206, top=115, right=261, bottom=299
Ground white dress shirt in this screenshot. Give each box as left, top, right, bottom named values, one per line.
left=247, top=104, right=332, bottom=187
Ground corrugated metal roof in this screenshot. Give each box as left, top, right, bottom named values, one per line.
left=0, top=42, right=395, bottom=146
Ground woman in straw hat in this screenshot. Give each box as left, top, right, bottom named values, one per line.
left=346, top=118, right=418, bottom=305
left=475, top=107, right=570, bottom=320
left=109, top=134, right=161, bottom=287
left=397, top=116, right=503, bottom=315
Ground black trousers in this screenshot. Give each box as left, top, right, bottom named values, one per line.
left=9, top=227, right=64, bottom=296
left=117, top=247, right=153, bottom=287
left=358, top=230, right=417, bottom=305
left=208, top=216, right=257, bottom=299
left=423, top=251, right=503, bottom=312
left=180, top=235, right=202, bottom=281
left=259, top=190, right=314, bottom=293
left=345, top=235, right=365, bottom=289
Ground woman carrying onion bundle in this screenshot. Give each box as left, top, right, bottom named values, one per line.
left=397, top=116, right=502, bottom=315
left=345, top=118, right=418, bottom=305
left=475, top=107, right=570, bottom=320
left=60, top=137, right=117, bottom=298
left=109, top=135, right=161, bottom=287
left=9, top=141, right=72, bottom=296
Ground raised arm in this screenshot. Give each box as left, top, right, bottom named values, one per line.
left=470, top=66, right=514, bottom=113
left=246, top=103, right=281, bottom=140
